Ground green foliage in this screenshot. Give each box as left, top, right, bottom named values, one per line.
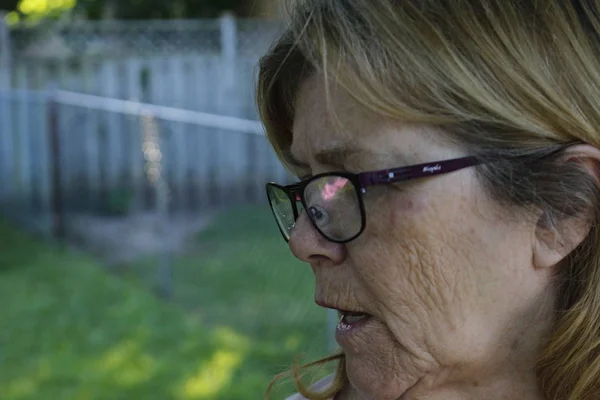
left=0, top=0, right=19, bottom=14
left=2, top=0, right=75, bottom=23
left=0, top=206, right=331, bottom=400
left=1, top=0, right=250, bottom=21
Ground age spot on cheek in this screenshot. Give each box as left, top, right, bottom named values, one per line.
left=389, top=197, right=425, bottom=227
left=400, top=197, right=428, bottom=213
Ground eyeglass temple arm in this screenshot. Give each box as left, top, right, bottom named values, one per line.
left=357, top=156, right=481, bottom=191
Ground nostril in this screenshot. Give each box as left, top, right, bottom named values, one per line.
left=308, top=255, right=330, bottom=268
left=288, top=211, right=347, bottom=265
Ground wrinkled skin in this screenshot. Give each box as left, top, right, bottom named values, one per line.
left=287, top=75, right=558, bottom=400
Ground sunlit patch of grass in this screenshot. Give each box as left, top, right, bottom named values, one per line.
left=125, top=205, right=334, bottom=398
left=93, top=339, right=158, bottom=387
left=179, top=349, right=243, bottom=399
left=0, top=206, right=334, bottom=399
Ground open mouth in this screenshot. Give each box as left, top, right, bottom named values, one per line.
left=315, top=300, right=373, bottom=329
left=337, top=309, right=371, bottom=325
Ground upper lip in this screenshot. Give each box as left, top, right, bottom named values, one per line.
left=315, top=299, right=367, bottom=314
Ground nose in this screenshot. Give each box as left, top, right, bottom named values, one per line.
left=289, top=210, right=346, bottom=267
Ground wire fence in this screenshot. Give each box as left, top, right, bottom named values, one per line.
left=1, top=16, right=283, bottom=123
left=0, top=15, right=290, bottom=236
left=0, top=89, right=290, bottom=237
left=8, top=17, right=281, bottom=59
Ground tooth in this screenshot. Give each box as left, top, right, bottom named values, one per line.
left=345, top=314, right=366, bottom=323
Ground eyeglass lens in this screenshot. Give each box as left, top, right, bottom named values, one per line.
left=268, top=175, right=362, bottom=242
left=267, top=185, right=296, bottom=241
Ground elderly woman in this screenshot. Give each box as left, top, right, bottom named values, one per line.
left=259, top=1, right=600, bottom=399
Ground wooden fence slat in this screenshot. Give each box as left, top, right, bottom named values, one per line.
left=126, top=57, right=145, bottom=211
left=16, top=67, right=32, bottom=214
left=82, top=58, right=101, bottom=208
left=182, top=57, right=197, bottom=210
left=170, top=55, right=188, bottom=210
left=148, top=56, right=166, bottom=208
left=33, top=65, right=52, bottom=234
left=158, top=58, right=175, bottom=210
left=0, top=90, right=15, bottom=206
left=99, top=60, right=122, bottom=198
left=55, top=60, right=74, bottom=209
left=191, top=55, right=211, bottom=208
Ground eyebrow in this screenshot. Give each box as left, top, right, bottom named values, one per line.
left=287, top=145, right=406, bottom=171
left=284, top=150, right=310, bottom=169
left=315, top=146, right=362, bottom=167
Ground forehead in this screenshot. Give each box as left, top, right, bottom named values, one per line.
left=290, top=75, right=452, bottom=168
left=291, top=75, right=373, bottom=159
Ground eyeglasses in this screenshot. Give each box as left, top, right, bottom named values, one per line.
left=265, top=156, right=481, bottom=243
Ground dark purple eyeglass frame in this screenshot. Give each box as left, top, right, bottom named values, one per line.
left=265, top=156, right=481, bottom=244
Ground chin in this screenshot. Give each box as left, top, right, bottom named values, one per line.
left=343, top=348, right=410, bottom=400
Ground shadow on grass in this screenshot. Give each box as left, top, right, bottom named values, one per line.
left=0, top=207, right=332, bottom=400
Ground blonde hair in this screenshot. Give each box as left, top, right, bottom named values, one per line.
left=258, top=1, right=600, bottom=399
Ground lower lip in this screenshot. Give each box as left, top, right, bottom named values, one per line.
left=335, top=315, right=372, bottom=344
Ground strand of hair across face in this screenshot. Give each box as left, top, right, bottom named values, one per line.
left=265, top=352, right=347, bottom=400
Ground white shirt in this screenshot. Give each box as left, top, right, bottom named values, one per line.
left=284, top=374, right=336, bottom=400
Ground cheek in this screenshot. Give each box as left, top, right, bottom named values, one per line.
left=389, top=195, right=427, bottom=226
left=354, top=189, right=480, bottom=319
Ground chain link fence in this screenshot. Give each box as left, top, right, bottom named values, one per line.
left=4, top=16, right=282, bottom=119
left=8, top=17, right=282, bottom=59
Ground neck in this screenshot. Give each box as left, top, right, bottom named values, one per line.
left=336, top=366, right=545, bottom=400
left=337, top=371, right=546, bottom=400
left=407, top=285, right=556, bottom=400
left=421, top=369, right=545, bottom=400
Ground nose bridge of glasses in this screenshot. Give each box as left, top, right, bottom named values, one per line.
left=283, top=183, right=301, bottom=203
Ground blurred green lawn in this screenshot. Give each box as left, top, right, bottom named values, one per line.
left=0, top=206, right=331, bottom=400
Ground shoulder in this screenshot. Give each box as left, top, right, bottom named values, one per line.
left=284, top=374, right=336, bottom=400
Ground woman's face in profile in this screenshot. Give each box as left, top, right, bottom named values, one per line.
left=288, top=76, right=554, bottom=399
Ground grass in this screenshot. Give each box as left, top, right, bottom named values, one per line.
left=0, top=206, right=332, bottom=400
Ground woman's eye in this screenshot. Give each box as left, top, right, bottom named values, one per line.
left=308, top=205, right=330, bottom=226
